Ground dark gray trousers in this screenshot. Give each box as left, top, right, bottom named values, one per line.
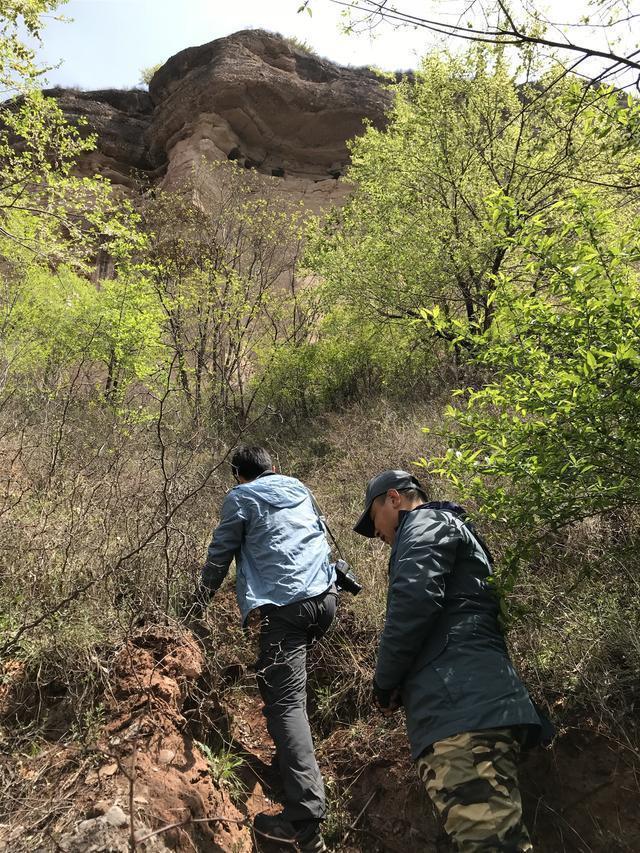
left=256, top=587, right=337, bottom=821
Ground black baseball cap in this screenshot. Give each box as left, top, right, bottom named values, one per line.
left=353, top=469, right=424, bottom=538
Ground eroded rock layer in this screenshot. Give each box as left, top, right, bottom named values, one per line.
left=43, top=87, right=155, bottom=186
left=48, top=29, right=390, bottom=208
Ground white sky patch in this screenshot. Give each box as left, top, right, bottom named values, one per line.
left=28, top=0, right=639, bottom=91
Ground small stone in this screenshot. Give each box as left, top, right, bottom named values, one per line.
left=87, top=800, right=110, bottom=818
left=104, top=805, right=129, bottom=828
left=158, top=749, right=175, bottom=765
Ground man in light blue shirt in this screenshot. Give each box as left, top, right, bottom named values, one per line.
left=195, top=445, right=336, bottom=853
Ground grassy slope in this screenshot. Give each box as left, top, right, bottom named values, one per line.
left=1, top=394, right=639, bottom=850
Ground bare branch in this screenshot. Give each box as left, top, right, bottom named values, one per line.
left=323, top=0, right=640, bottom=80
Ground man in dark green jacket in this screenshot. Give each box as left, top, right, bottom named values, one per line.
left=354, top=470, right=541, bottom=852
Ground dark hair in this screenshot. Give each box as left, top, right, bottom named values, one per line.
left=400, top=486, right=429, bottom=503
left=231, top=445, right=272, bottom=481
left=373, top=486, right=429, bottom=507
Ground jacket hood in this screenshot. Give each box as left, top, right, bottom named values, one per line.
left=236, top=473, right=309, bottom=509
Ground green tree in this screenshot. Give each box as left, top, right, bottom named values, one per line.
left=256, top=301, right=436, bottom=420
left=0, top=240, right=163, bottom=400
left=139, top=62, right=161, bottom=86
left=0, top=0, right=151, bottom=406
left=0, top=1, right=137, bottom=264
left=136, top=163, right=312, bottom=428
left=0, top=92, right=136, bottom=266
left=306, top=47, right=635, bottom=355
left=1, top=0, right=63, bottom=90
left=426, top=190, right=640, bottom=557
left=92, top=274, right=165, bottom=401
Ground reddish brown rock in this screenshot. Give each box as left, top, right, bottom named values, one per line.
left=45, top=30, right=390, bottom=209
left=42, top=87, right=154, bottom=186
left=147, top=28, right=390, bottom=184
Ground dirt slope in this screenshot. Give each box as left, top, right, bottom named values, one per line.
left=2, top=624, right=639, bottom=852
left=1, top=627, right=250, bottom=852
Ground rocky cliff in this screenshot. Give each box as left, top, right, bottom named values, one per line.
left=42, top=87, right=155, bottom=184
left=48, top=30, right=390, bottom=210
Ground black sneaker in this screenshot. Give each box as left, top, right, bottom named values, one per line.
left=253, top=812, right=327, bottom=852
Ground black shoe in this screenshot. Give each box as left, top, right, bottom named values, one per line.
left=253, top=812, right=326, bottom=852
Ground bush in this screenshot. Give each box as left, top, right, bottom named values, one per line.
left=427, top=191, right=640, bottom=561
left=256, top=303, right=437, bottom=421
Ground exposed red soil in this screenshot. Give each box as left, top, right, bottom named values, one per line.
left=2, top=626, right=639, bottom=853
left=320, top=718, right=640, bottom=852
left=100, top=626, right=251, bottom=852
left=1, top=627, right=252, bottom=852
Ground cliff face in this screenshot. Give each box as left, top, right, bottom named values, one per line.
left=48, top=30, right=390, bottom=210
left=42, top=87, right=155, bottom=185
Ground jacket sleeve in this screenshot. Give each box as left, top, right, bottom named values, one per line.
left=201, top=491, right=247, bottom=596
left=375, top=513, right=458, bottom=691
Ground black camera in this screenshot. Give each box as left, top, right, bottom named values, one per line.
left=334, top=559, right=363, bottom=596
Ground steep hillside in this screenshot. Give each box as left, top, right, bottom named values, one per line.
left=2, top=23, right=639, bottom=853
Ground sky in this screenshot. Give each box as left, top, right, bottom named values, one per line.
left=33, top=0, right=435, bottom=90
left=31, top=0, right=635, bottom=92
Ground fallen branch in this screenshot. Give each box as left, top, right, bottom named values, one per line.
left=132, top=814, right=297, bottom=847
left=343, top=789, right=377, bottom=843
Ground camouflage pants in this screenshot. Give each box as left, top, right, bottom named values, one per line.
left=416, top=728, right=533, bottom=852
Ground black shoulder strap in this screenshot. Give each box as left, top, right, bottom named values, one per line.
left=307, top=488, right=344, bottom=560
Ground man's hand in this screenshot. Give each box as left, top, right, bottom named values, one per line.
left=180, top=588, right=204, bottom=620
left=373, top=678, right=402, bottom=716
left=180, top=586, right=211, bottom=643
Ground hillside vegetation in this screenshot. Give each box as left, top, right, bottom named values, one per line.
left=1, top=3, right=639, bottom=851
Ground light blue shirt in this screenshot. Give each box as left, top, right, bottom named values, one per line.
left=203, top=472, right=335, bottom=624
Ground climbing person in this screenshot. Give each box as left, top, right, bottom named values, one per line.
left=189, top=445, right=336, bottom=853
left=354, top=469, right=543, bottom=852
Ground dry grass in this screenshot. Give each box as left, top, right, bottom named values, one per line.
left=0, top=391, right=638, bottom=765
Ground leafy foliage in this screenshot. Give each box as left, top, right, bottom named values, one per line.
left=135, top=164, right=313, bottom=427
left=257, top=302, right=435, bottom=419
left=0, top=0, right=63, bottom=89
left=0, top=1, right=138, bottom=264
left=195, top=740, right=245, bottom=802
left=0, top=90, right=138, bottom=265
left=306, top=47, right=635, bottom=351
left=0, top=239, right=163, bottom=401
left=139, top=62, right=162, bottom=85
left=426, top=191, right=640, bottom=556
